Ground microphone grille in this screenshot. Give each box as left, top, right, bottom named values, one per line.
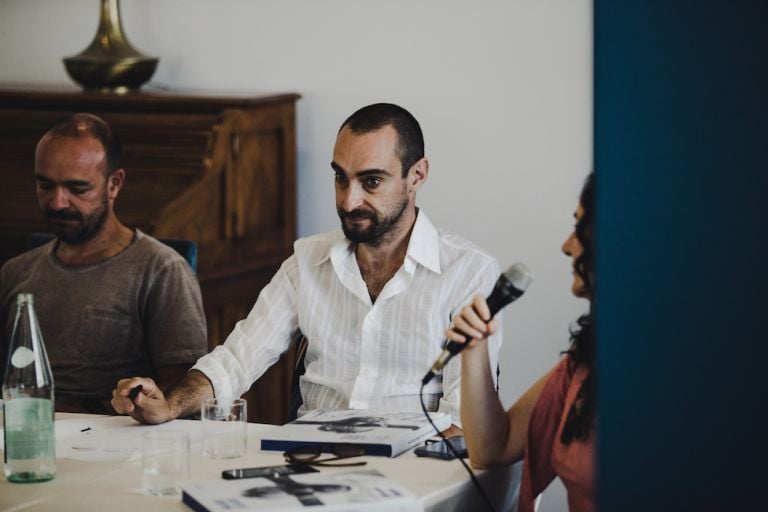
left=504, top=262, right=533, bottom=291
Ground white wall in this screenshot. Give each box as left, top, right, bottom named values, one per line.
left=0, top=1, right=591, bottom=508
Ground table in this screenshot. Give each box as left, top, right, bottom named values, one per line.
left=0, top=413, right=521, bottom=512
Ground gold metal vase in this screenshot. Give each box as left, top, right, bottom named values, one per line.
left=63, top=0, right=159, bottom=93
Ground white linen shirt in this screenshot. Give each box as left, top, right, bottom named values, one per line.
left=192, top=211, right=502, bottom=424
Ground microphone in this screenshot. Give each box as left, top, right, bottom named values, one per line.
left=422, top=263, right=533, bottom=385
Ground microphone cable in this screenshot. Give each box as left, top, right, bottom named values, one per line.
left=419, top=382, right=497, bottom=512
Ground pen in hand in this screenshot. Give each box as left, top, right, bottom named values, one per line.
left=129, top=384, right=143, bottom=401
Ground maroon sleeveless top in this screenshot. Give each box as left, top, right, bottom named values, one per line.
left=518, top=358, right=595, bottom=512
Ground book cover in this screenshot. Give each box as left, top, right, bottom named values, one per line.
left=181, top=469, right=423, bottom=512
left=259, top=409, right=451, bottom=457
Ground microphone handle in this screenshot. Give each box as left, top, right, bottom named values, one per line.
left=444, top=285, right=524, bottom=355
left=486, top=288, right=512, bottom=318
left=422, top=268, right=530, bottom=385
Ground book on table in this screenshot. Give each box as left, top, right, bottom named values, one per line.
left=181, top=469, right=423, bottom=512
left=259, top=409, right=451, bottom=457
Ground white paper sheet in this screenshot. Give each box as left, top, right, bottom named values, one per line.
left=1, top=413, right=204, bottom=462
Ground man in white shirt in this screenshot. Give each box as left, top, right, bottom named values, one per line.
left=112, top=103, right=502, bottom=433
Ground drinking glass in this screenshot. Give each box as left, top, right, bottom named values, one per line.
left=141, top=430, right=190, bottom=496
left=201, top=397, right=247, bottom=459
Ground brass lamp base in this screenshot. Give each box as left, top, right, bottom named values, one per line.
left=63, top=57, right=158, bottom=94
left=64, top=0, right=158, bottom=93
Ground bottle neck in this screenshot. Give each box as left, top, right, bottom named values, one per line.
left=16, top=293, right=34, bottom=307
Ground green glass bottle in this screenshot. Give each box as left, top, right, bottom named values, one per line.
left=3, top=293, right=56, bottom=482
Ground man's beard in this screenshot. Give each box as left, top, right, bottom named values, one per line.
left=337, top=196, right=409, bottom=247
left=43, top=195, right=109, bottom=245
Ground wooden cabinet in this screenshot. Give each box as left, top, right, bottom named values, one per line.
left=0, top=87, right=300, bottom=424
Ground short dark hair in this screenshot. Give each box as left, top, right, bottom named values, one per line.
left=45, top=113, right=122, bottom=176
left=339, top=103, right=424, bottom=177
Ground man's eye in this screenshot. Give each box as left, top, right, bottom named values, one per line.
left=69, top=187, right=89, bottom=195
left=364, top=177, right=381, bottom=188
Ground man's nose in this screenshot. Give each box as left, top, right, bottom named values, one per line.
left=339, top=184, right=364, bottom=212
left=48, top=187, right=70, bottom=210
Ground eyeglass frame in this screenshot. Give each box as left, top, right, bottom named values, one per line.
left=283, top=443, right=367, bottom=467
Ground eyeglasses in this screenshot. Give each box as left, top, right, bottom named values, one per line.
left=283, top=444, right=367, bottom=467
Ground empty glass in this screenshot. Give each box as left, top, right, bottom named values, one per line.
left=201, top=397, right=247, bottom=459
left=141, top=430, right=189, bottom=496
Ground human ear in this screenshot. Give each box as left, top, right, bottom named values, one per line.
left=107, top=168, right=125, bottom=199
left=409, top=157, right=429, bottom=190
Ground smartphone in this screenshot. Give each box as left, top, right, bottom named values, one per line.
left=222, top=464, right=319, bottom=480
left=414, top=436, right=468, bottom=460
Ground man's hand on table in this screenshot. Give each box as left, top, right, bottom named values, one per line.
left=111, top=377, right=174, bottom=425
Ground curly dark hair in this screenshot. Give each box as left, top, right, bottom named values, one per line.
left=560, top=172, right=596, bottom=444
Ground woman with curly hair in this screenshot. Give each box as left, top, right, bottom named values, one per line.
left=446, top=173, right=595, bottom=512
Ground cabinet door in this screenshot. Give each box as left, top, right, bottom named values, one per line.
left=224, top=105, right=296, bottom=258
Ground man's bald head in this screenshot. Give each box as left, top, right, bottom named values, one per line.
left=40, top=113, right=122, bottom=177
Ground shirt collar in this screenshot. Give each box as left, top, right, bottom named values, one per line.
left=404, top=210, right=441, bottom=275
left=318, top=209, right=442, bottom=275
left=327, top=230, right=353, bottom=269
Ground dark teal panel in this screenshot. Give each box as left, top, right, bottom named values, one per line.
left=595, top=1, right=768, bottom=510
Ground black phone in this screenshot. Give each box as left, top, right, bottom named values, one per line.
left=414, top=436, right=468, bottom=460
left=222, top=464, right=319, bottom=480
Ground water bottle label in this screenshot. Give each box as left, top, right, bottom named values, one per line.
left=3, top=397, right=55, bottom=461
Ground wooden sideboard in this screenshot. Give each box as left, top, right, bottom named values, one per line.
left=0, top=86, right=300, bottom=424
